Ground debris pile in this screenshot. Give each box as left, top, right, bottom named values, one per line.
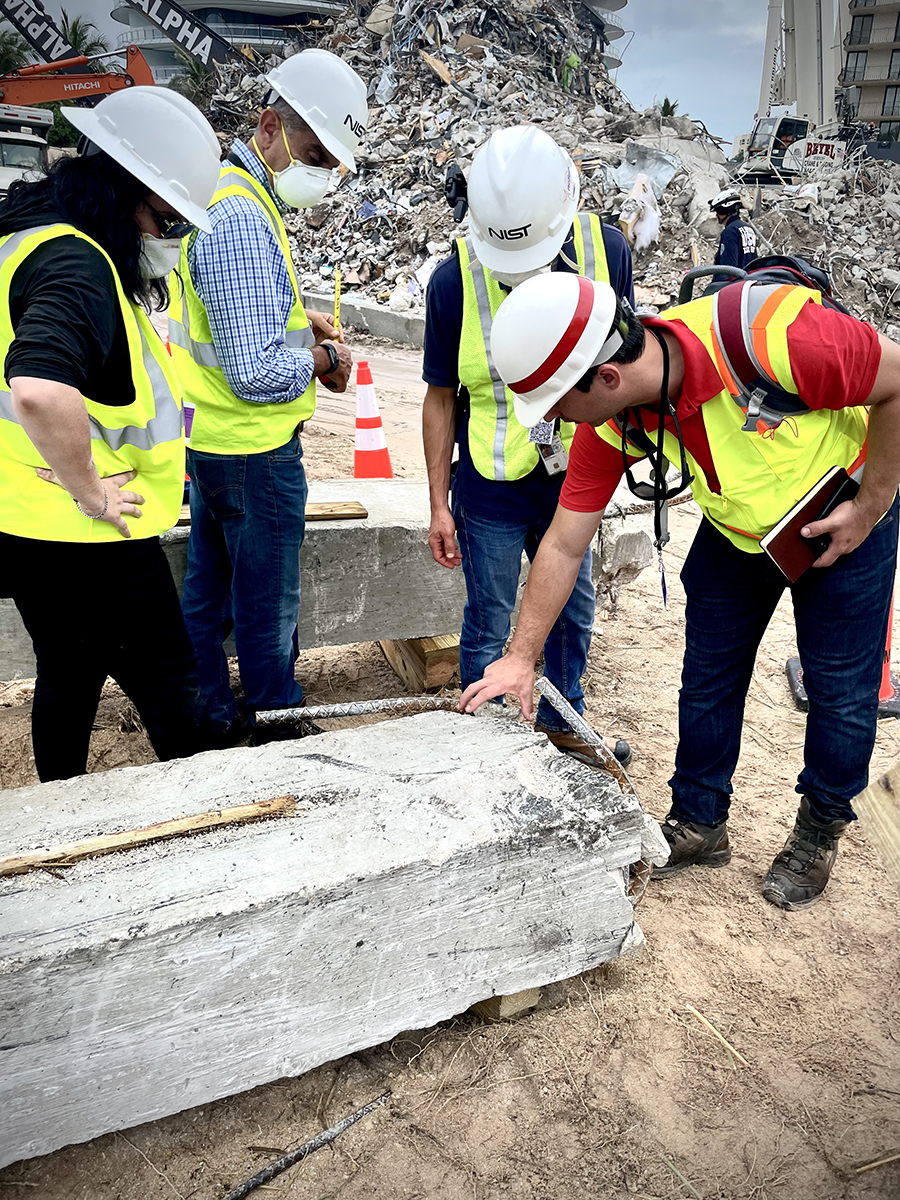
left=742, top=160, right=900, bottom=339
left=203, top=0, right=731, bottom=312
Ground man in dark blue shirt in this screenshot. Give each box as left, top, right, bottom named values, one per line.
left=710, top=188, right=757, bottom=272
left=422, top=125, right=634, bottom=766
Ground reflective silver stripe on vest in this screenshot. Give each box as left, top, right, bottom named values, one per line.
left=286, top=327, right=315, bottom=349
left=576, top=212, right=595, bottom=278
left=0, top=226, right=182, bottom=450
left=168, top=310, right=221, bottom=368
left=466, top=237, right=508, bottom=480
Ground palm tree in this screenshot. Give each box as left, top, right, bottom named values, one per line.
left=167, top=50, right=214, bottom=104
left=0, top=25, right=33, bottom=75
left=59, top=9, right=110, bottom=58
left=660, top=97, right=679, bottom=117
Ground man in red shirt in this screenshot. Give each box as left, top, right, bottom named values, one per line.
left=459, top=273, right=900, bottom=910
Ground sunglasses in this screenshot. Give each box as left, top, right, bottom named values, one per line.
left=145, top=200, right=194, bottom=240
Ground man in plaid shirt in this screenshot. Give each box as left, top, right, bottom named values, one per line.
left=170, top=50, right=367, bottom=745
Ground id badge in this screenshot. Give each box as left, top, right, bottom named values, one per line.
left=537, top=432, right=569, bottom=476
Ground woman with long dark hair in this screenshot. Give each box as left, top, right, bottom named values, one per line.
left=0, top=86, right=221, bottom=781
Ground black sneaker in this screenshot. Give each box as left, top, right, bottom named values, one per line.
left=653, top=815, right=731, bottom=878
left=763, top=797, right=849, bottom=910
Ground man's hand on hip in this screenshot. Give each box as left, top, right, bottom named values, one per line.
left=312, top=340, right=352, bottom=392
left=458, top=655, right=537, bottom=721
left=428, top=507, right=460, bottom=568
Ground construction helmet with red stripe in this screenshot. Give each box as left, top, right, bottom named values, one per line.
left=490, top=273, right=623, bottom=428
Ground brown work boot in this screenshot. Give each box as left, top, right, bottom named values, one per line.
left=653, top=815, right=731, bottom=878
left=763, top=797, right=849, bottom=911
left=536, top=725, right=633, bottom=769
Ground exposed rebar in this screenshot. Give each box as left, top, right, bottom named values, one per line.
left=255, top=695, right=459, bottom=725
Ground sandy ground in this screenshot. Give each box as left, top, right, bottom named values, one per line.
left=2, top=338, right=900, bottom=1200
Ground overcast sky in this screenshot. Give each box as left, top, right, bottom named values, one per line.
left=30, top=0, right=839, bottom=147
left=614, top=0, right=768, bottom=146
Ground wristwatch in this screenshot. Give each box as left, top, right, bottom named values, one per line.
left=321, top=341, right=339, bottom=374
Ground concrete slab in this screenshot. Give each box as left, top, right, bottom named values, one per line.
left=301, top=290, right=425, bottom=348
left=0, top=480, right=471, bottom=681
left=0, top=710, right=666, bottom=1167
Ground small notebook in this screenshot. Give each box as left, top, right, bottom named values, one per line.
left=760, top=466, right=856, bottom=583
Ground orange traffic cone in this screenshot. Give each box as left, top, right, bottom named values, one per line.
left=353, top=360, right=393, bottom=479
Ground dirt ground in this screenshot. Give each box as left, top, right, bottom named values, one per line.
left=2, top=340, right=899, bottom=1200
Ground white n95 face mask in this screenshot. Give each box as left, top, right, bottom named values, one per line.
left=489, top=263, right=551, bottom=289
left=273, top=161, right=332, bottom=209
left=139, top=234, right=182, bottom=279
left=256, top=120, right=333, bottom=209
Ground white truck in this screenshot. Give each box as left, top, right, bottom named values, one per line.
left=0, top=104, right=52, bottom=195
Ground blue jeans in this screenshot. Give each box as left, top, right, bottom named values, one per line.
left=452, top=500, right=596, bottom=732
left=670, top=501, right=899, bottom=827
left=182, top=434, right=307, bottom=729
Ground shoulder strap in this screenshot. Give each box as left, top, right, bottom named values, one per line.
left=712, top=281, right=811, bottom=432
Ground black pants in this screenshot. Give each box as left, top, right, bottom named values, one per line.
left=1, top=532, right=207, bottom=782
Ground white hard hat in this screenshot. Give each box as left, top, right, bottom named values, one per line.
left=490, top=273, right=622, bottom=427
left=467, top=126, right=580, bottom=273
left=267, top=48, right=368, bottom=172
left=709, top=187, right=741, bottom=212
left=63, top=86, right=220, bottom=232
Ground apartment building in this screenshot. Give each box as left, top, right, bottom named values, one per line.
left=841, top=0, right=900, bottom=137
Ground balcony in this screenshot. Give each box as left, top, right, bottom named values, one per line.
left=839, top=63, right=900, bottom=83
left=582, top=5, right=626, bottom=37
left=602, top=46, right=623, bottom=69
left=116, top=24, right=299, bottom=51
left=845, top=27, right=900, bottom=46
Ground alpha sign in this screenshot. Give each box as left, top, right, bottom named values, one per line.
left=0, top=0, right=75, bottom=63
left=123, top=0, right=237, bottom=67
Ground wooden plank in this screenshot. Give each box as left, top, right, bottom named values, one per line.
left=177, top=500, right=369, bottom=527
left=855, top=762, right=900, bottom=892
left=306, top=501, right=369, bottom=521
left=380, top=634, right=460, bottom=692
left=0, top=795, right=296, bottom=878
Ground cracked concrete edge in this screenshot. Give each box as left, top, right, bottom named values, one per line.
left=302, top=290, right=425, bottom=348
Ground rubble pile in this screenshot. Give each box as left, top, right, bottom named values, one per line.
left=743, top=160, right=900, bottom=339
left=204, top=0, right=731, bottom=312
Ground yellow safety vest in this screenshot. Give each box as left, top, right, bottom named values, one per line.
left=0, top=223, right=184, bottom=543
left=458, top=211, right=612, bottom=481
left=595, top=286, right=869, bottom=553
left=168, top=163, right=316, bottom=455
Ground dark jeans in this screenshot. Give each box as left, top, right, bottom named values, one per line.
left=1, top=533, right=205, bottom=782
left=452, top=499, right=596, bottom=732
left=182, top=434, right=307, bottom=730
left=670, top=501, right=899, bottom=827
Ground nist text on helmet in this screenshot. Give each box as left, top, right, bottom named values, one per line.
left=343, top=114, right=366, bottom=138
left=487, top=223, right=533, bottom=241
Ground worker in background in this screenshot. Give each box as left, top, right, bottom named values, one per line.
left=709, top=188, right=757, bottom=272
left=460, top=273, right=900, bottom=911
left=0, top=88, right=221, bottom=781
left=423, top=125, right=635, bottom=770
left=169, top=49, right=364, bottom=745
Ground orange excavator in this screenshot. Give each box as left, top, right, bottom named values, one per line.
left=0, top=45, right=155, bottom=106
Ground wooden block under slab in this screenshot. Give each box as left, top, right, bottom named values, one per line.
left=176, top=500, right=369, bottom=526
left=470, top=988, right=541, bottom=1022
left=380, top=634, right=460, bottom=692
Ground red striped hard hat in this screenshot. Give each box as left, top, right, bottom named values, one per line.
left=490, top=273, right=622, bottom=427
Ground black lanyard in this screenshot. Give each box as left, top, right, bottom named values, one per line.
left=619, top=327, right=693, bottom=552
